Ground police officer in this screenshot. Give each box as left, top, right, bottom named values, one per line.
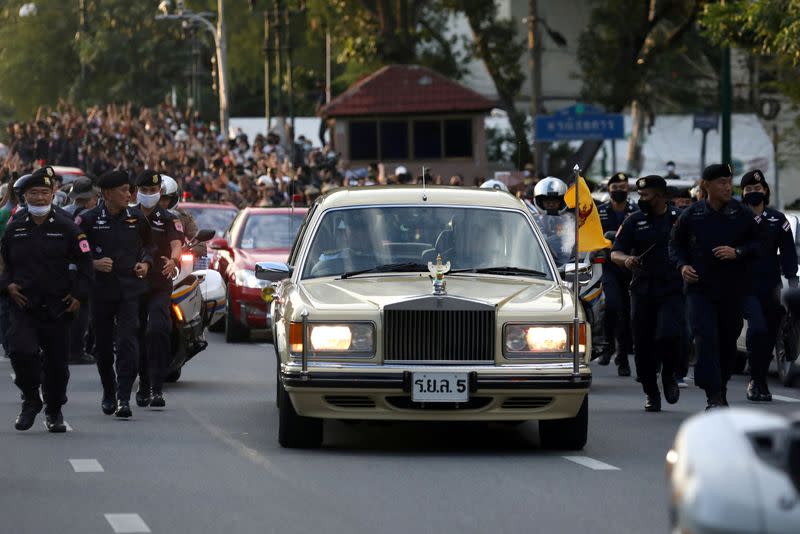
left=597, top=172, right=636, bottom=375
left=739, top=169, right=798, bottom=401
left=611, top=176, right=683, bottom=411
left=64, top=177, right=99, bottom=217
left=669, top=163, right=763, bottom=409
left=133, top=170, right=183, bottom=408
left=0, top=166, right=93, bottom=431
left=78, top=170, right=153, bottom=418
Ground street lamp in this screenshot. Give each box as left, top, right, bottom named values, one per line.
left=156, top=0, right=230, bottom=137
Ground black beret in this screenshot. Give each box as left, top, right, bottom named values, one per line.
left=98, top=170, right=130, bottom=190
left=636, top=175, right=667, bottom=191
left=22, top=166, right=57, bottom=192
left=607, top=172, right=628, bottom=186
left=740, top=169, right=768, bottom=189
left=135, top=170, right=162, bottom=187
left=702, top=163, right=733, bottom=182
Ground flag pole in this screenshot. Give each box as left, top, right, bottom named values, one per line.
left=572, top=163, right=581, bottom=379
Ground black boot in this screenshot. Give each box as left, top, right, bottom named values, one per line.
left=14, top=394, right=43, bottom=431
left=705, top=392, right=725, bottom=410
left=746, top=380, right=762, bottom=402
left=617, top=357, right=631, bottom=377
left=135, top=388, right=151, bottom=408
left=645, top=392, right=661, bottom=412
left=758, top=380, right=772, bottom=402
left=662, top=375, right=680, bottom=405
left=45, top=411, right=67, bottom=433
left=149, top=392, right=165, bottom=408
left=101, top=390, right=116, bottom=415
left=114, top=400, right=132, bottom=418
left=596, top=347, right=613, bottom=366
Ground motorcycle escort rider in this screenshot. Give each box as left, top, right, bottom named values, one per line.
left=133, top=170, right=183, bottom=409
left=597, top=172, right=636, bottom=375
left=532, top=177, right=573, bottom=262
left=739, top=169, right=798, bottom=402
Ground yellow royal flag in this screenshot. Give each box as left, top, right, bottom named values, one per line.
left=563, top=176, right=612, bottom=252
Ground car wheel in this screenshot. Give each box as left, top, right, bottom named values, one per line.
left=164, top=368, right=181, bottom=383
left=208, top=316, right=224, bottom=333
left=538, top=396, right=588, bottom=450
left=278, top=380, right=323, bottom=449
left=224, top=294, right=250, bottom=343
left=776, top=317, right=800, bottom=387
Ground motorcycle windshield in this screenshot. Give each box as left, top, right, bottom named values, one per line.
left=534, top=213, right=577, bottom=267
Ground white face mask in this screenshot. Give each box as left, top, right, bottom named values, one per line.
left=137, top=192, right=160, bottom=209
left=27, top=204, right=51, bottom=217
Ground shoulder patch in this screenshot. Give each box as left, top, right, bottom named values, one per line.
left=755, top=215, right=762, bottom=224
left=783, top=221, right=791, bottom=232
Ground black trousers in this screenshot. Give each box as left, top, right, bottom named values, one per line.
left=92, top=297, right=140, bottom=402
left=743, top=291, right=783, bottom=384
left=630, top=293, right=683, bottom=395
left=137, top=290, right=172, bottom=394
left=8, top=306, right=69, bottom=414
left=602, top=268, right=632, bottom=357
left=68, top=298, right=91, bottom=359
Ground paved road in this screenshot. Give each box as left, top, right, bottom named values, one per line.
left=2, top=333, right=799, bottom=534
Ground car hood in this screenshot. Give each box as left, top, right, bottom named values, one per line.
left=235, top=248, right=290, bottom=269
left=297, top=274, right=567, bottom=316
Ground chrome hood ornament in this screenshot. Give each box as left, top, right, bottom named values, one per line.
left=427, top=254, right=451, bottom=296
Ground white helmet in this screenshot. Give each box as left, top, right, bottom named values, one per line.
left=480, top=179, right=509, bottom=192
left=533, top=176, right=568, bottom=215
left=160, top=175, right=180, bottom=209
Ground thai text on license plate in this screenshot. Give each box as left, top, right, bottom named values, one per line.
left=411, top=372, right=469, bottom=402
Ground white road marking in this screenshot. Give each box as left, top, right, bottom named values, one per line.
left=104, top=514, right=151, bottom=533
left=562, top=456, right=620, bottom=471
left=69, top=459, right=103, bottom=473
left=772, top=394, right=800, bottom=403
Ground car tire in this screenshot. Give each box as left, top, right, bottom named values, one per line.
left=776, top=316, right=800, bottom=387
left=164, top=368, right=181, bottom=383
left=538, top=396, right=588, bottom=451
left=208, top=317, right=224, bottom=333
left=278, top=380, right=322, bottom=449
left=224, top=295, right=250, bottom=343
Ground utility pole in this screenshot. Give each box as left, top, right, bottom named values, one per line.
left=216, top=0, right=230, bottom=137
left=720, top=47, right=732, bottom=165
left=273, top=0, right=283, bottom=121
left=325, top=27, right=331, bottom=104
left=78, top=0, right=87, bottom=88
left=264, top=9, right=271, bottom=132
left=528, top=0, right=543, bottom=174
left=284, top=3, right=295, bottom=156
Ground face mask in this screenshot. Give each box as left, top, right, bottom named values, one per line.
left=610, top=190, right=628, bottom=203
left=27, top=204, right=51, bottom=217
left=637, top=198, right=652, bottom=214
left=666, top=165, right=675, bottom=173
left=743, top=191, right=765, bottom=206
left=137, top=192, right=160, bottom=209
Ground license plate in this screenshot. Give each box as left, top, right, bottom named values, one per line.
left=411, top=373, right=469, bottom=402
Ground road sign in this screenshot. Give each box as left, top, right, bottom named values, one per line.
left=693, top=113, right=719, bottom=131
left=535, top=104, right=624, bottom=142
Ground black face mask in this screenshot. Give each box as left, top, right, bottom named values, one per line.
left=610, top=190, right=628, bottom=203
left=743, top=191, right=765, bottom=206
left=637, top=198, right=652, bottom=214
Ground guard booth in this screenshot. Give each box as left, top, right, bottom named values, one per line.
left=318, top=65, right=495, bottom=181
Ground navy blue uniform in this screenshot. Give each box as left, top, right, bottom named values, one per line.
left=743, top=208, right=798, bottom=386
left=78, top=205, right=153, bottom=404
left=613, top=207, right=683, bottom=394
left=669, top=199, right=762, bottom=399
left=0, top=208, right=93, bottom=412
left=137, top=206, right=183, bottom=397
left=598, top=201, right=636, bottom=360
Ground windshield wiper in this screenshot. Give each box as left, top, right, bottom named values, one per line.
left=449, top=266, right=548, bottom=277
left=339, top=262, right=428, bottom=279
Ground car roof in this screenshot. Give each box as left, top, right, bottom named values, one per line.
left=242, top=207, right=309, bottom=215
left=317, top=186, right=527, bottom=210
left=179, top=202, right=238, bottom=210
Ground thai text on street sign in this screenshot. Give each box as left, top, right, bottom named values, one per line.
left=535, top=104, right=624, bottom=142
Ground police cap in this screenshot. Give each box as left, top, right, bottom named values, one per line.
left=22, top=166, right=56, bottom=192
left=607, top=172, right=628, bottom=186
left=702, top=163, right=733, bottom=182
left=68, top=177, right=98, bottom=199
left=135, top=170, right=162, bottom=187
left=636, top=175, right=667, bottom=192
left=740, top=169, right=767, bottom=189
left=98, top=170, right=130, bottom=190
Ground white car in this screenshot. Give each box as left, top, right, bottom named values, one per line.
left=666, top=408, right=800, bottom=534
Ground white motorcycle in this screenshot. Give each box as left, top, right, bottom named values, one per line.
left=165, top=229, right=226, bottom=382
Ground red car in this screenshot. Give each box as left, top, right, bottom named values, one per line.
left=210, top=207, right=308, bottom=342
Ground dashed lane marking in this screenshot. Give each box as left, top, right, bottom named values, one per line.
left=772, top=394, right=800, bottom=403
left=104, top=514, right=151, bottom=533
left=69, top=459, right=103, bottom=473
left=562, top=456, right=620, bottom=471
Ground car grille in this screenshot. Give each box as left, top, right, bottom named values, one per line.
left=383, top=299, right=495, bottom=363
left=501, top=397, right=553, bottom=409
left=324, top=395, right=376, bottom=408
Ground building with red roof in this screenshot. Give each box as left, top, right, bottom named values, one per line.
left=319, top=64, right=496, bottom=181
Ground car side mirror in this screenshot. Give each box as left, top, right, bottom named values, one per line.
left=195, top=228, right=216, bottom=243
left=604, top=231, right=616, bottom=241
left=255, top=261, right=292, bottom=282
left=564, top=262, right=593, bottom=285
left=209, top=237, right=230, bottom=251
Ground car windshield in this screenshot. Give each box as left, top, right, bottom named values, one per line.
left=182, top=206, right=238, bottom=237
left=302, top=206, right=553, bottom=280
left=239, top=213, right=305, bottom=249
left=533, top=212, right=576, bottom=266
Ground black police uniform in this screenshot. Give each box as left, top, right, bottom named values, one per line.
left=598, top=199, right=636, bottom=366
left=62, top=203, right=95, bottom=363
left=743, top=205, right=798, bottom=398
left=136, top=201, right=183, bottom=404
left=669, top=186, right=762, bottom=405
left=613, top=203, right=683, bottom=406
left=0, top=198, right=93, bottom=430
left=78, top=197, right=153, bottom=413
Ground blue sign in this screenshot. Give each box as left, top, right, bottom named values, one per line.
left=535, top=104, right=624, bottom=142
left=693, top=113, right=719, bottom=131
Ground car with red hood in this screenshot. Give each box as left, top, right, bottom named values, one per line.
left=210, top=207, right=307, bottom=342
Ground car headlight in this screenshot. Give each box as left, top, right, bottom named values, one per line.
left=503, top=324, right=585, bottom=357
left=235, top=269, right=268, bottom=289
left=289, top=322, right=374, bottom=356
